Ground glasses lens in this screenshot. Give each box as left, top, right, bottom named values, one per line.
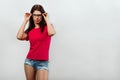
left=33, top=14, right=42, bottom=17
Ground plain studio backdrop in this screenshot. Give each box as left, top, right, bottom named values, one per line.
left=0, top=0, right=120, bottom=80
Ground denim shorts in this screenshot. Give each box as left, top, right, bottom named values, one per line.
left=24, top=58, right=48, bottom=71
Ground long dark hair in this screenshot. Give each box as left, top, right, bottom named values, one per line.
left=26, top=4, right=46, bottom=33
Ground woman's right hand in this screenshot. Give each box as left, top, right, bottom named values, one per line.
left=24, top=13, right=32, bottom=22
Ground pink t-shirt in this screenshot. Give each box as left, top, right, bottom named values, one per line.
left=26, top=26, right=51, bottom=60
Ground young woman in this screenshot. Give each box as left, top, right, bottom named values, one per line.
left=17, top=4, right=56, bottom=80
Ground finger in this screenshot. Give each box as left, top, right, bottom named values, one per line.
left=29, top=13, right=32, bottom=16
left=43, top=12, right=48, bottom=16
left=42, top=13, right=46, bottom=17
left=25, top=13, right=31, bottom=16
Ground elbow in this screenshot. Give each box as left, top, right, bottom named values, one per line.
left=16, top=36, right=22, bottom=40
left=48, top=31, right=56, bottom=36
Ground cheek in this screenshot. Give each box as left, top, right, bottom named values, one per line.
left=33, top=17, right=42, bottom=21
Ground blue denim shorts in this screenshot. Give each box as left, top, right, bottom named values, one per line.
left=24, top=58, right=48, bottom=71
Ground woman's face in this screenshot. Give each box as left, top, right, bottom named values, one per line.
left=32, top=10, right=42, bottom=24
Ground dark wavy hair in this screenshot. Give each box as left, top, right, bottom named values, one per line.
left=26, top=4, right=46, bottom=33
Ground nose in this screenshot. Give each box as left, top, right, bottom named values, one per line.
left=35, top=16, right=39, bottom=20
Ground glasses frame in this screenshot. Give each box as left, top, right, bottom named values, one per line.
left=32, top=14, right=42, bottom=17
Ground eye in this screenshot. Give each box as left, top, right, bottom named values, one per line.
left=33, top=14, right=42, bottom=17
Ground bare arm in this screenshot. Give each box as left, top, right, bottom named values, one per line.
left=46, top=20, right=56, bottom=36
left=16, top=13, right=31, bottom=40
left=42, top=13, right=56, bottom=36
left=16, top=20, right=28, bottom=40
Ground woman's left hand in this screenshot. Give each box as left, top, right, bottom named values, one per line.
left=42, top=12, right=49, bottom=21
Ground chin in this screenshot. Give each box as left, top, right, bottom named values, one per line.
left=35, top=22, right=40, bottom=24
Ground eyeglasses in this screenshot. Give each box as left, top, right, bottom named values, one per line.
left=32, top=14, right=42, bottom=17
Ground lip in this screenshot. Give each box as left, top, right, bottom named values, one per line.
left=36, top=20, right=39, bottom=22
left=35, top=20, right=40, bottom=23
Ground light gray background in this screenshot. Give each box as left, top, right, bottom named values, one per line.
left=0, top=0, right=120, bottom=80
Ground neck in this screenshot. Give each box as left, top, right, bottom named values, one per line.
left=35, top=23, right=39, bottom=28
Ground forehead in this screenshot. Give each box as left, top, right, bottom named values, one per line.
left=33, top=10, right=42, bottom=14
